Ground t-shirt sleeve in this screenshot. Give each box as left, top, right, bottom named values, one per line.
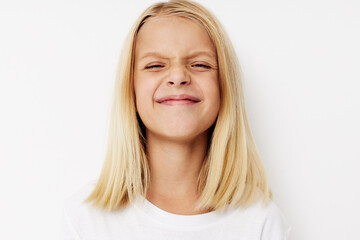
left=260, top=202, right=291, bottom=240
left=60, top=207, right=81, bottom=240
left=60, top=179, right=97, bottom=240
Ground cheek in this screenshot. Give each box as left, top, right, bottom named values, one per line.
left=134, top=76, right=157, bottom=112
left=203, top=74, right=220, bottom=104
left=207, top=77, right=221, bottom=118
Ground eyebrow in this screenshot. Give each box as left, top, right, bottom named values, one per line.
left=138, top=50, right=217, bottom=61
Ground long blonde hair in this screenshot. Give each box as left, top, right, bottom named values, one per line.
left=84, top=0, right=272, bottom=212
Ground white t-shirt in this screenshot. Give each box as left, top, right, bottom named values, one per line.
left=61, top=180, right=291, bottom=240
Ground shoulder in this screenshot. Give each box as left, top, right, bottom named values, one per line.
left=223, top=195, right=291, bottom=239
left=247, top=197, right=291, bottom=239
left=62, top=179, right=137, bottom=239
left=61, top=179, right=117, bottom=238
left=259, top=199, right=291, bottom=239
left=61, top=179, right=98, bottom=239
left=63, top=179, right=98, bottom=217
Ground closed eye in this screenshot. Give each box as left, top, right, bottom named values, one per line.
left=192, top=64, right=211, bottom=69
left=145, top=64, right=164, bottom=69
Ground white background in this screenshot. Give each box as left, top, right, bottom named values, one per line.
left=0, top=0, right=359, bottom=239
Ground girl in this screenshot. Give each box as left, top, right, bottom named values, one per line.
left=61, top=0, right=291, bottom=239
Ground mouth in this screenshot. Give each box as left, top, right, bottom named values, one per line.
left=158, top=99, right=199, bottom=106
left=155, top=94, right=201, bottom=106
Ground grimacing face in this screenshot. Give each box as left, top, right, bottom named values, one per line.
left=133, top=15, right=220, bottom=143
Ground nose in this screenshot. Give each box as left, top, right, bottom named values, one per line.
left=167, top=65, right=190, bottom=87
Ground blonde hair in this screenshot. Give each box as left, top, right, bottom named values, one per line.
left=84, top=0, right=272, bottom=212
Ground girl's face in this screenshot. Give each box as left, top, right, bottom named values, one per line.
left=134, top=15, right=220, bottom=142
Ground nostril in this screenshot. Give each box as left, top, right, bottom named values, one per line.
left=167, top=80, right=188, bottom=86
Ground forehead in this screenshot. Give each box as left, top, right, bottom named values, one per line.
left=135, top=15, right=216, bottom=58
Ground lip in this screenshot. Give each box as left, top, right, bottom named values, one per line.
left=155, top=94, right=201, bottom=105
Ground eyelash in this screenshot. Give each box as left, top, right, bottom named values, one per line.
left=145, top=64, right=163, bottom=69
left=193, top=64, right=211, bottom=69
left=145, top=64, right=211, bottom=69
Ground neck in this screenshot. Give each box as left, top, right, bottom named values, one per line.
left=145, top=130, right=209, bottom=201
